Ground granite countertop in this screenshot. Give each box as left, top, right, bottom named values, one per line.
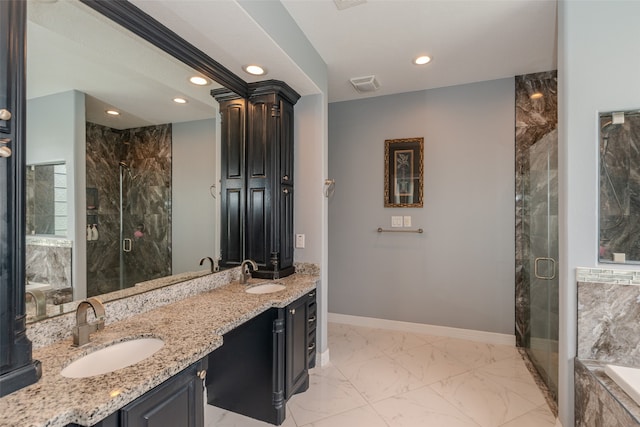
left=0, top=274, right=317, bottom=427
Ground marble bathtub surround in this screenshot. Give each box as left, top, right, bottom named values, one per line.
left=577, top=280, right=640, bottom=365
left=575, top=359, right=640, bottom=426
left=2, top=273, right=318, bottom=427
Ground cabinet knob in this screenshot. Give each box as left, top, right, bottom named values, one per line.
left=290, top=308, right=296, bottom=315
left=283, top=188, right=290, bottom=194
left=282, top=175, right=289, bottom=181
left=0, top=109, right=12, bottom=121
left=197, top=370, right=207, bottom=380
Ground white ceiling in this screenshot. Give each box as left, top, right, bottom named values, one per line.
left=28, top=0, right=558, bottom=124
left=132, top=0, right=557, bottom=103
left=282, top=0, right=558, bottom=102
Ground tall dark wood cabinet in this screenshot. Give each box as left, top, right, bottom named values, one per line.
left=217, top=95, right=247, bottom=269
left=213, top=81, right=300, bottom=279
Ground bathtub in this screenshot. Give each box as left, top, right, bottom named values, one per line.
left=605, top=364, right=640, bottom=406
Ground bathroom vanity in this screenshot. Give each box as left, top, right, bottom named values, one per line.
left=67, top=360, right=206, bottom=427
left=0, top=272, right=318, bottom=427
left=206, top=290, right=316, bottom=425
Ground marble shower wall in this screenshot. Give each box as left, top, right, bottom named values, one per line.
left=86, top=122, right=172, bottom=297
left=514, top=71, right=558, bottom=348
left=599, top=112, right=640, bottom=262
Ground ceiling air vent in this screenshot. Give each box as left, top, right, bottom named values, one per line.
left=350, top=75, right=380, bottom=93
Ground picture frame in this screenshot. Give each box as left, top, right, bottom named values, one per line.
left=384, top=137, right=424, bottom=207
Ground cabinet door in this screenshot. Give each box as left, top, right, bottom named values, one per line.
left=219, top=99, right=246, bottom=268
left=285, top=296, right=309, bottom=399
left=120, top=362, right=204, bottom=427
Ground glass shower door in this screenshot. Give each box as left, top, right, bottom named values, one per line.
left=525, top=132, right=559, bottom=397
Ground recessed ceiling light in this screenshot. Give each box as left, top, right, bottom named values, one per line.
left=414, top=55, right=432, bottom=65
left=530, top=92, right=544, bottom=100
left=244, top=65, right=267, bottom=76
left=105, top=109, right=120, bottom=116
left=189, top=76, right=210, bottom=86
left=173, top=97, right=188, bottom=104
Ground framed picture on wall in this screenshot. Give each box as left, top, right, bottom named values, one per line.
left=384, top=137, right=424, bottom=207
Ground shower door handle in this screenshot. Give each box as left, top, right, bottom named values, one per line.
left=123, top=238, right=132, bottom=252
left=534, top=257, right=556, bottom=280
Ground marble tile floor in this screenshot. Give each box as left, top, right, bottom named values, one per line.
left=205, top=322, right=557, bottom=427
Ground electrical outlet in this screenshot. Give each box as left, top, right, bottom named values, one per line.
left=403, top=216, right=412, bottom=227
left=391, top=216, right=403, bottom=227
left=295, top=234, right=305, bottom=248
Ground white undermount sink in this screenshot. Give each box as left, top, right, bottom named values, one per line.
left=61, top=338, right=164, bottom=378
left=245, top=283, right=286, bottom=294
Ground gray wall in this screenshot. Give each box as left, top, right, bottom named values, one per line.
left=27, top=90, right=87, bottom=299
left=328, top=78, right=515, bottom=335
left=558, top=1, right=640, bottom=425
left=172, top=119, right=217, bottom=274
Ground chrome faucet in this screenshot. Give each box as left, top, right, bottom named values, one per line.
left=199, top=256, right=217, bottom=273
left=73, top=297, right=105, bottom=347
left=26, top=289, right=47, bottom=320
left=240, top=259, right=258, bottom=284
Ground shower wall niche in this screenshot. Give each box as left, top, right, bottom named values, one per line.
left=599, top=110, right=640, bottom=263
left=86, top=122, right=172, bottom=297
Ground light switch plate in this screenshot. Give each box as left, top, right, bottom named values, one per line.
left=403, top=216, right=412, bottom=227
left=391, top=216, right=403, bottom=227
left=295, top=234, right=305, bottom=248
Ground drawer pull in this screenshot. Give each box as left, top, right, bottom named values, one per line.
left=308, top=342, right=316, bottom=352
left=308, top=316, right=316, bottom=323
left=308, top=291, right=316, bottom=298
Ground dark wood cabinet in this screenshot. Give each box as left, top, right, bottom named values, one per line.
left=206, top=292, right=312, bottom=425
left=120, top=361, right=204, bottom=427
left=217, top=95, right=247, bottom=269
left=307, top=290, right=317, bottom=369
left=213, top=81, right=299, bottom=279
left=206, top=308, right=286, bottom=425
left=285, top=295, right=309, bottom=399
left=67, top=361, right=205, bottom=427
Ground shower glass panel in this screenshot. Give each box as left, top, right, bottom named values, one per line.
left=524, top=131, right=559, bottom=398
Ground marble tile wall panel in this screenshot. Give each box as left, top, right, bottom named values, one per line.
left=577, top=280, right=640, bottom=365
left=575, top=359, right=640, bottom=427
left=514, top=71, right=558, bottom=347
left=86, top=122, right=171, bottom=297
left=599, top=113, right=640, bottom=262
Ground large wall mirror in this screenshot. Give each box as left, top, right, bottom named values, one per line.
left=25, top=0, right=225, bottom=321
left=599, top=109, right=640, bottom=264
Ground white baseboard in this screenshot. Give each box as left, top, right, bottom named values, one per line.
left=318, top=349, right=330, bottom=367
left=328, top=312, right=515, bottom=346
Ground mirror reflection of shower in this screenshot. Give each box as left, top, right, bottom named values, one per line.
left=86, top=122, right=173, bottom=297
left=119, top=160, right=137, bottom=290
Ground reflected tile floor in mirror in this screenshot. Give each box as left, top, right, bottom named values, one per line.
left=205, top=322, right=557, bottom=427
